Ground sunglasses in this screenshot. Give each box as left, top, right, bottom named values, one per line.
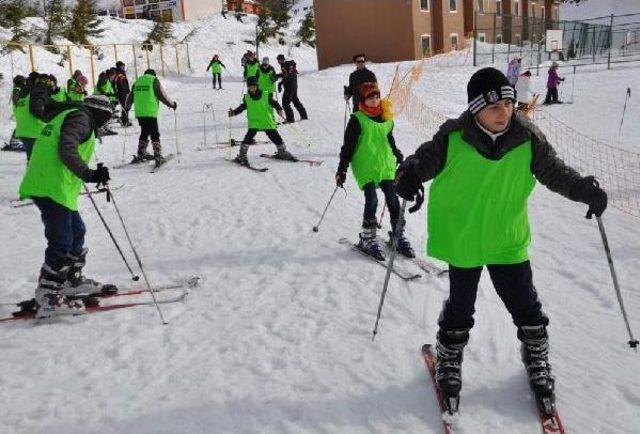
left=355, top=60, right=366, bottom=64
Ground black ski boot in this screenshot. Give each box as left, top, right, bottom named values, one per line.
left=131, top=141, right=154, bottom=163
left=357, top=220, right=385, bottom=261
left=519, top=325, right=556, bottom=416
left=233, top=144, right=250, bottom=166
left=62, top=248, right=117, bottom=297
left=435, top=328, right=469, bottom=415
left=273, top=145, right=297, bottom=161
left=388, top=230, right=415, bottom=258
left=34, top=264, right=85, bottom=319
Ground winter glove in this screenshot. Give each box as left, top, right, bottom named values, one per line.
left=574, top=176, right=607, bottom=219
left=172, top=102, right=177, bottom=110
left=395, top=157, right=425, bottom=213
left=335, top=171, right=346, bottom=187
left=228, top=108, right=235, bottom=117
left=87, top=163, right=110, bottom=186
left=277, top=82, right=283, bottom=93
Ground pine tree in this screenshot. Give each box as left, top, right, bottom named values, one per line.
left=296, top=10, right=315, bottom=48
left=142, top=16, right=174, bottom=51
left=42, top=0, right=68, bottom=52
left=256, top=8, right=277, bottom=44
left=66, top=0, right=105, bottom=45
left=0, top=0, right=37, bottom=52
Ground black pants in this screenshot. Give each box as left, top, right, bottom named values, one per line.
left=212, top=73, right=222, bottom=89
left=242, top=129, right=283, bottom=146
left=138, top=117, right=160, bottom=143
left=544, top=87, right=559, bottom=104
left=282, top=88, right=307, bottom=122
left=438, top=261, right=548, bottom=331
left=362, top=180, right=400, bottom=227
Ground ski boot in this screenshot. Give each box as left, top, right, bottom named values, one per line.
left=131, top=141, right=154, bottom=163
left=233, top=144, right=250, bottom=166
left=34, top=264, right=85, bottom=319
left=273, top=145, right=297, bottom=161
left=519, top=325, right=556, bottom=416
left=152, top=141, right=165, bottom=167
left=435, top=328, right=469, bottom=415
left=61, top=248, right=117, bottom=297
left=388, top=229, right=415, bottom=258
left=357, top=220, right=385, bottom=261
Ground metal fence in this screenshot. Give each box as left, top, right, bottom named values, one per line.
left=473, top=12, right=640, bottom=69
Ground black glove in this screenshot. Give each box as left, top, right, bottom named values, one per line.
left=395, top=151, right=404, bottom=166
left=575, top=176, right=607, bottom=219
left=335, top=171, right=346, bottom=187
left=172, top=102, right=177, bottom=110
left=395, top=158, right=424, bottom=213
left=277, top=82, right=283, bottom=93
left=228, top=108, right=234, bottom=117
left=88, top=163, right=110, bottom=186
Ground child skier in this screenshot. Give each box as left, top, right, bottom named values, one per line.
left=335, top=82, right=413, bottom=260
left=257, top=57, right=277, bottom=95
left=544, top=62, right=565, bottom=104
left=394, top=67, right=607, bottom=417
left=228, top=76, right=296, bottom=166
left=18, top=84, right=115, bottom=319
left=13, top=72, right=45, bottom=160
left=243, top=51, right=260, bottom=80
left=206, top=54, right=226, bottom=90
left=67, top=70, right=88, bottom=102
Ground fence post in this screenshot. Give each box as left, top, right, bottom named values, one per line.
left=67, top=45, right=73, bottom=77
left=145, top=47, right=150, bottom=70
left=491, top=12, right=497, bottom=64
left=186, top=42, right=192, bottom=70
left=159, top=44, right=165, bottom=77
left=174, top=45, right=180, bottom=75
left=28, top=44, right=36, bottom=71
left=113, top=44, right=119, bottom=63
left=132, top=44, right=139, bottom=78
left=592, top=26, right=596, bottom=63
left=89, top=46, right=96, bottom=88
left=473, top=10, right=478, bottom=66
left=607, top=14, right=614, bottom=69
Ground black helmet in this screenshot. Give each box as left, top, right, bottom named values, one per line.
left=246, top=76, right=258, bottom=86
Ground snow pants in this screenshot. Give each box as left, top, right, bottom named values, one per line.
left=362, top=181, right=400, bottom=229
left=438, top=261, right=549, bottom=331
left=33, top=197, right=85, bottom=271
left=137, top=117, right=160, bottom=143
left=282, top=88, right=307, bottom=122
left=544, top=87, right=559, bottom=104
left=212, top=73, right=222, bottom=89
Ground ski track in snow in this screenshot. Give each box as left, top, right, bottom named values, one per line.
left=1, top=13, right=640, bottom=434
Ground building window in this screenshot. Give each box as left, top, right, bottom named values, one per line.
left=478, top=0, right=484, bottom=12
left=449, top=0, right=457, bottom=12
left=496, top=1, right=502, bottom=15
left=478, top=32, right=486, bottom=43
left=420, top=0, right=430, bottom=11
left=421, top=34, right=432, bottom=56
left=496, top=34, right=503, bottom=44
left=515, top=34, right=521, bottom=45
left=450, top=33, right=459, bottom=50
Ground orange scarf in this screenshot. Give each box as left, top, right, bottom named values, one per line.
left=358, top=102, right=382, bottom=118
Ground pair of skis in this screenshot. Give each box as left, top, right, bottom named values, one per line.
left=113, top=154, right=175, bottom=172
left=227, top=153, right=324, bottom=172
left=421, top=344, right=565, bottom=434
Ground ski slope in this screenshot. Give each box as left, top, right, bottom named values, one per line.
left=1, top=13, right=640, bottom=434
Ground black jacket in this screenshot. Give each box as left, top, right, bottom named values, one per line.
left=408, top=111, right=588, bottom=201
left=338, top=113, right=402, bottom=174
left=232, top=89, right=283, bottom=116
left=114, top=68, right=130, bottom=104
left=345, top=67, right=377, bottom=109
left=276, top=60, right=298, bottom=92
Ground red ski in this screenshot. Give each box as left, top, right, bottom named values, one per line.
left=540, top=412, right=566, bottom=434
left=421, top=344, right=455, bottom=434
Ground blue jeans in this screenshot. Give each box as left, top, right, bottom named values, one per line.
left=362, top=180, right=400, bottom=228
left=33, top=197, right=86, bottom=270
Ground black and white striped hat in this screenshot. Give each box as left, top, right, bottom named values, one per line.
left=467, top=67, right=515, bottom=115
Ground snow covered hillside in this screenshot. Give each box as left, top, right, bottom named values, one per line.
left=1, top=9, right=640, bottom=434
left=561, top=0, right=640, bottom=21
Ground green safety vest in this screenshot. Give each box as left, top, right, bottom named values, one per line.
left=132, top=74, right=159, bottom=118
left=19, top=109, right=96, bottom=211
left=350, top=111, right=396, bottom=189
left=245, top=61, right=259, bottom=78
left=14, top=94, right=45, bottom=139
left=68, top=78, right=85, bottom=101
left=258, top=67, right=276, bottom=93
left=427, top=130, right=536, bottom=268
left=94, top=80, right=116, bottom=102
left=244, top=92, right=276, bottom=130
left=51, top=88, right=68, bottom=103
left=211, top=61, right=222, bottom=74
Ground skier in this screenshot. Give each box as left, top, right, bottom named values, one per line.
left=515, top=70, right=535, bottom=113
left=125, top=69, right=177, bottom=166
left=344, top=53, right=377, bottom=113
left=257, top=57, right=277, bottom=96
left=544, top=62, right=565, bottom=105
left=3, top=75, right=27, bottom=152
left=18, top=84, right=115, bottom=319
left=243, top=51, right=260, bottom=80
left=275, top=54, right=308, bottom=123
left=114, top=61, right=132, bottom=127
left=206, top=54, right=226, bottom=90
left=94, top=69, right=117, bottom=105
left=228, top=76, right=296, bottom=166
left=13, top=72, right=45, bottom=160
left=506, top=57, right=522, bottom=87
left=335, top=82, right=412, bottom=260
left=49, top=75, right=68, bottom=102
left=394, top=67, right=608, bottom=416
left=67, top=70, right=88, bottom=102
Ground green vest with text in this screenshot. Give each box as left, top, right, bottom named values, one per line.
left=133, top=74, right=159, bottom=118
left=14, top=94, right=44, bottom=139
left=244, top=92, right=276, bottom=130
left=350, top=111, right=396, bottom=189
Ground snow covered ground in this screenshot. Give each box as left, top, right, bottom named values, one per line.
left=1, top=8, right=640, bottom=434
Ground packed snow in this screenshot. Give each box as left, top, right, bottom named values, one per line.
left=1, top=8, right=639, bottom=434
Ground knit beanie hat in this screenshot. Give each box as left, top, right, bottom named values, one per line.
left=247, top=76, right=259, bottom=86
left=467, top=67, right=515, bottom=115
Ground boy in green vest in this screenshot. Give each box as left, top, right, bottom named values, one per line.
left=13, top=72, right=46, bottom=160
left=335, top=82, right=412, bottom=260
left=395, top=68, right=608, bottom=416
left=206, top=54, right=226, bottom=89
left=257, top=57, right=276, bottom=95
left=243, top=51, right=260, bottom=80
left=18, top=89, right=114, bottom=319
left=228, top=76, right=296, bottom=165
left=125, top=69, right=177, bottom=165
left=3, top=75, right=26, bottom=152
left=67, top=70, right=88, bottom=102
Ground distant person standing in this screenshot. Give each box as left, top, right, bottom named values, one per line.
left=344, top=53, right=377, bottom=113
left=206, top=54, right=226, bottom=90
left=507, top=58, right=522, bottom=87
left=544, top=62, right=565, bottom=105
left=243, top=51, right=260, bottom=80
left=67, top=70, right=88, bottom=102
left=276, top=54, right=307, bottom=123
left=515, top=70, right=535, bottom=113
left=114, top=61, right=132, bottom=127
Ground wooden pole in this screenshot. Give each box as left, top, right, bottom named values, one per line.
left=28, top=44, right=36, bottom=71
left=174, top=45, right=180, bottom=75
left=67, top=45, right=73, bottom=77
left=145, top=47, right=150, bottom=70
left=186, top=42, right=192, bottom=70
left=89, top=46, right=96, bottom=88
left=132, top=44, right=139, bottom=79
left=113, top=44, right=119, bottom=62
left=159, top=44, right=165, bottom=77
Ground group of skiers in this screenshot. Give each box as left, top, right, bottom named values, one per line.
left=5, top=48, right=612, bottom=421
left=507, top=57, right=567, bottom=110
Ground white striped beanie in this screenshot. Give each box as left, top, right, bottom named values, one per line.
left=467, top=67, right=516, bottom=115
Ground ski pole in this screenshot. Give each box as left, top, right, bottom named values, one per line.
left=105, top=184, right=168, bottom=325
left=618, top=87, right=631, bottom=142
left=201, top=103, right=208, bottom=147
left=83, top=182, right=139, bottom=282
left=570, top=65, right=576, bottom=104
left=227, top=112, right=233, bottom=160
left=343, top=100, right=350, bottom=132
left=312, top=185, right=340, bottom=233
left=121, top=121, right=128, bottom=163
left=372, top=199, right=408, bottom=341
left=377, top=203, right=386, bottom=229
left=277, top=113, right=313, bottom=147
left=211, top=105, right=219, bottom=146
left=595, top=216, right=639, bottom=350
left=173, top=110, right=180, bottom=159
